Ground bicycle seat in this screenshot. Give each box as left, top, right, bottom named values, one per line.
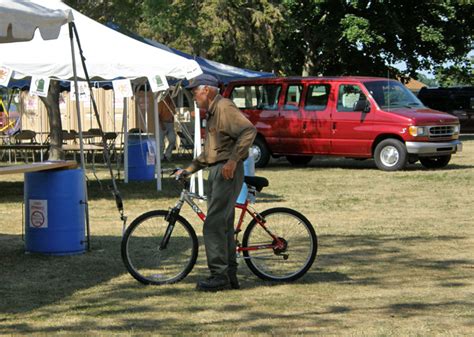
left=244, top=176, right=269, bottom=192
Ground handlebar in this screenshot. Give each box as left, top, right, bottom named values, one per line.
left=161, top=167, right=191, bottom=189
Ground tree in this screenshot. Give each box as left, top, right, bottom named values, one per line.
left=417, top=73, right=438, bottom=87
left=39, top=81, right=64, bottom=160
left=434, top=56, right=474, bottom=86
left=278, top=1, right=473, bottom=78
left=140, top=0, right=284, bottom=72
left=65, top=0, right=144, bottom=32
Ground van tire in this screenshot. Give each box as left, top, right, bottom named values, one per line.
left=286, top=155, right=313, bottom=166
left=374, top=139, right=407, bottom=171
left=419, top=155, right=451, bottom=169
left=252, top=138, right=270, bottom=168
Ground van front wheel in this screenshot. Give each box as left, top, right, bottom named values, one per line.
left=374, top=139, right=407, bottom=171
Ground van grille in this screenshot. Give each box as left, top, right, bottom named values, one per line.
left=429, top=125, right=456, bottom=139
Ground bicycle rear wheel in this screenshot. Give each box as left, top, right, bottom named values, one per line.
left=242, top=207, right=317, bottom=282
left=121, top=210, right=198, bottom=285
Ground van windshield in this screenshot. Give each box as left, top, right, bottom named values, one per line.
left=363, top=80, right=425, bottom=109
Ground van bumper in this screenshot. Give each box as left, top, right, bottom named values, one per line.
left=406, top=140, right=462, bottom=155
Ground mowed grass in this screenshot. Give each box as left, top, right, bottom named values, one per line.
left=0, top=137, right=473, bottom=336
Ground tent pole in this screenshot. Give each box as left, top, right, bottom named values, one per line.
left=123, top=97, right=128, bottom=183
left=194, top=101, right=204, bottom=196
left=154, top=93, right=162, bottom=191
left=69, top=22, right=91, bottom=251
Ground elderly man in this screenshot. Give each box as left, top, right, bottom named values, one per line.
left=178, top=74, right=256, bottom=291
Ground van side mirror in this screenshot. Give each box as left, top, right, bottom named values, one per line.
left=354, top=99, right=371, bottom=113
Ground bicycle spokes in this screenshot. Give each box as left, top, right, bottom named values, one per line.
left=242, top=208, right=317, bottom=281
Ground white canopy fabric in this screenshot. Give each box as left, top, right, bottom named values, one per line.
left=0, top=0, right=201, bottom=81
left=0, top=0, right=73, bottom=43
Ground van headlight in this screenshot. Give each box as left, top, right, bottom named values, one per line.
left=453, top=125, right=460, bottom=134
left=409, top=126, right=428, bottom=137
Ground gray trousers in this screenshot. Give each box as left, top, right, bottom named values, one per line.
left=160, top=122, right=176, bottom=160
left=204, top=161, right=244, bottom=277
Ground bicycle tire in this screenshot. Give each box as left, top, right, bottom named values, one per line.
left=121, top=210, right=198, bottom=285
left=242, top=207, right=317, bottom=282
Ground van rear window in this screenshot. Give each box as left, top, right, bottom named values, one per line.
left=305, top=84, right=330, bottom=110
left=230, top=84, right=281, bottom=110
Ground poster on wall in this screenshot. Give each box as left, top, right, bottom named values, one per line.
left=30, top=76, right=51, bottom=97
left=24, top=93, right=38, bottom=117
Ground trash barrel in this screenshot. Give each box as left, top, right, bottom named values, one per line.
left=236, top=149, right=256, bottom=204
left=127, top=134, right=156, bottom=181
left=24, top=168, right=86, bottom=255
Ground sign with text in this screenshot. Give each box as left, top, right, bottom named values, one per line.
left=30, top=76, right=51, bottom=97
left=29, top=199, right=48, bottom=228
left=147, top=74, right=169, bottom=92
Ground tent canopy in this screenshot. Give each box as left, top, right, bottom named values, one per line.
left=0, top=0, right=201, bottom=81
left=107, top=23, right=274, bottom=84
left=0, top=0, right=73, bottom=43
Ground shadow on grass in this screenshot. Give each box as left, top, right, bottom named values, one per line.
left=1, top=232, right=472, bottom=317
left=0, top=174, right=286, bottom=204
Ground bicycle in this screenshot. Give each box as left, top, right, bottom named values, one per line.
left=121, top=170, right=318, bottom=285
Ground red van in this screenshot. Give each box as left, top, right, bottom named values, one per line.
left=222, top=76, right=462, bottom=171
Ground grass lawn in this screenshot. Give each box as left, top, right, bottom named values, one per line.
left=0, top=136, right=473, bottom=336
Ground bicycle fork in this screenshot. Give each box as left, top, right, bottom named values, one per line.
left=160, top=196, right=185, bottom=250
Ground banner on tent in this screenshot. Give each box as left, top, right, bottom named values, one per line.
left=147, top=74, right=169, bottom=92
left=0, top=66, right=12, bottom=87
left=70, top=82, right=91, bottom=102
left=30, top=76, right=50, bottom=97
left=113, top=79, right=133, bottom=99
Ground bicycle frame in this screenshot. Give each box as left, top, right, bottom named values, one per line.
left=169, top=186, right=286, bottom=254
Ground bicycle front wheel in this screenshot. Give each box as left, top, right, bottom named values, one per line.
left=242, top=207, right=317, bottom=282
left=121, top=210, right=198, bottom=285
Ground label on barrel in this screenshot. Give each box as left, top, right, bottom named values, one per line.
left=29, top=199, right=48, bottom=228
left=147, top=152, right=155, bottom=165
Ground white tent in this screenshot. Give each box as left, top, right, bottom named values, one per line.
left=0, top=0, right=202, bottom=191
left=0, top=0, right=73, bottom=43
left=0, top=0, right=200, bottom=80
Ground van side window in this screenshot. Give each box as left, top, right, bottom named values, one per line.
left=230, top=84, right=281, bottom=110
left=305, top=84, right=330, bottom=110
left=337, top=85, right=367, bottom=112
left=283, top=85, right=303, bottom=110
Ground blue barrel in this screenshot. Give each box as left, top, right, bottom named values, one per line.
left=236, top=149, right=256, bottom=204
left=24, top=168, right=86, bottom=255
left=128, top=135, right=156, bottom=181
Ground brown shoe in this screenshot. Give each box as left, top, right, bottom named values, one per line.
left=196, top=276, right=230, bottom=292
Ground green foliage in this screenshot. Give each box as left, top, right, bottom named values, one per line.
left=64, top=0, right=473, bottom=79
left=435, top=56, right=474, bottom=86
left=416, top=73, right=439, bottom=87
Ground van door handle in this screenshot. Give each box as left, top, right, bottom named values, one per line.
left=303, top=121, right=307, bottom=130
left=332, top=122, right=337, bottom=130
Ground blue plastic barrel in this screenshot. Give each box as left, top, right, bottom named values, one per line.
left=236, top=149, right=256, bottom=204
left=127, top=135, right=156, bottom=181
left=24, top=168, right=86, bottom=255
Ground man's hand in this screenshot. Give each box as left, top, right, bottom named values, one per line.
left=222, top=160, right=237, bottom=180
left=174, top=168, right=190, bottom=180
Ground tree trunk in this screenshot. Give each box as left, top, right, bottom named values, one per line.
left=39, top=80, right=64, bottom=160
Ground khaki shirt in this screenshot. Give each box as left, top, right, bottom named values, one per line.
left=187, top=94, right=256, bottom=173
